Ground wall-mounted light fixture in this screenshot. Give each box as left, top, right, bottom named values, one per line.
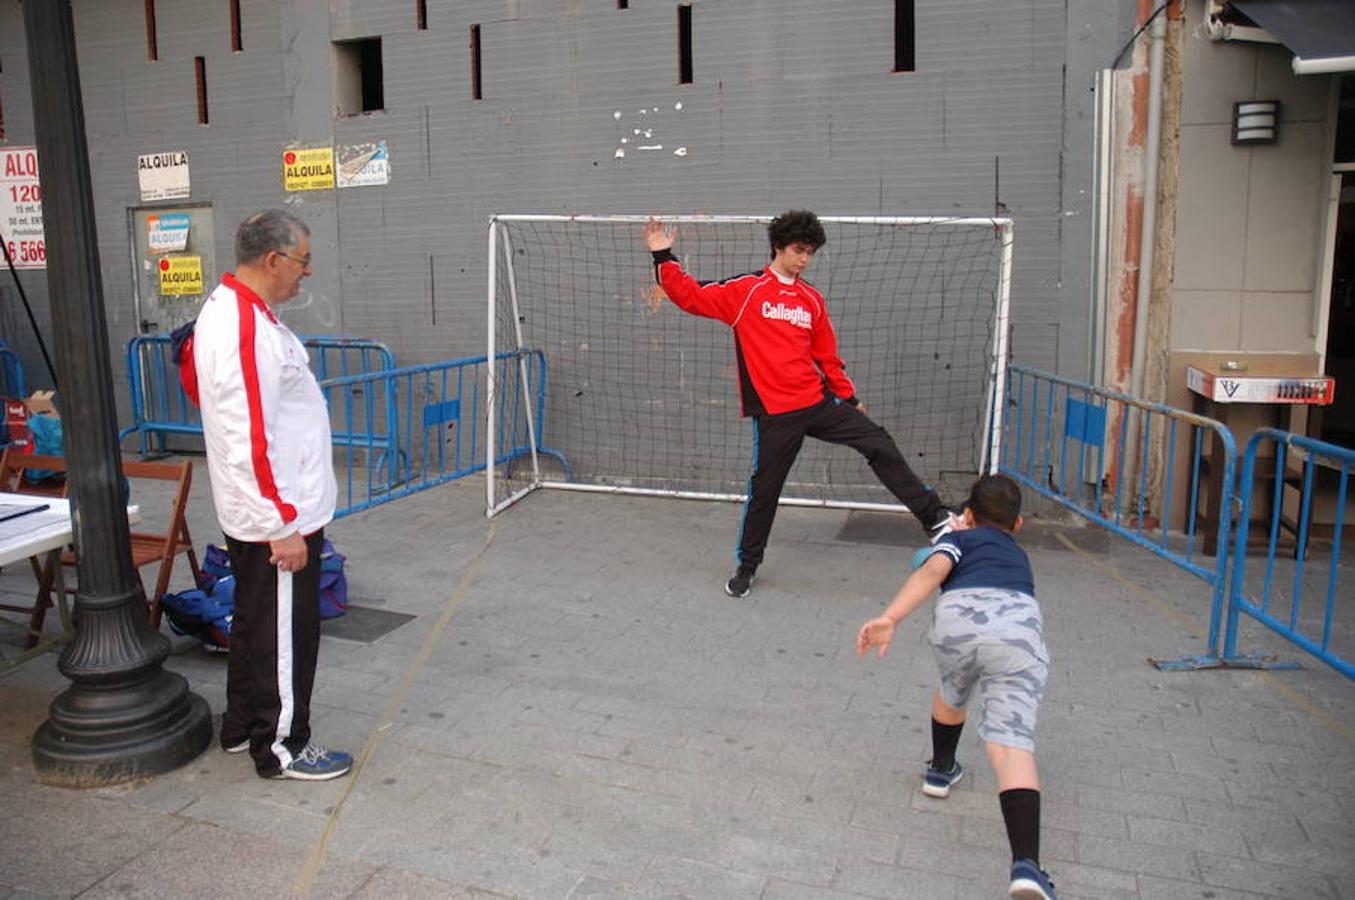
left=1232, top=100, right=1280, bottom=145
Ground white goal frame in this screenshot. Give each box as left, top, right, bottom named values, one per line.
left=486, top=213, right=1013, bottom=518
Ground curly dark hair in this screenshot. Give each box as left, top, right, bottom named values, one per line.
left=964, top=474, right=1023, bottom=530
left=767, top=210, right=827, bottom=258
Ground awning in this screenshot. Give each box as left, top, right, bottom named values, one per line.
left=1229, top=0, right=1355, bottom=74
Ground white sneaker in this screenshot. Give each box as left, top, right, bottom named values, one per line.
left=927, top=511, right=964, bottom=545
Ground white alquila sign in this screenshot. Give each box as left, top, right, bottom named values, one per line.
left=137, top=150, right=191, bottom=202
left=0, top=146, right=45, bottom=270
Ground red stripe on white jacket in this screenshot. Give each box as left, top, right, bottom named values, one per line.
left=194, top=273, right=336, bottom=542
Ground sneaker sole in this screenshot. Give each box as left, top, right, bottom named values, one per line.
left=271, top=764, right=352, bottom=781
left=921, top=769, right=963, bottom=798
left=223, top=741, right=249, bottom=754
left=723, top=585, right=750, bottom=598
left=1008, top=879, right=1052, bottom=900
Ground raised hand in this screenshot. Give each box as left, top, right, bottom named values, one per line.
left=643, top=217, right=676, bottom=252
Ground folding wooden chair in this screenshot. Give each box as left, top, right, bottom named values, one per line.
left=0, top=450, right=203, bottom=636
left=115, top=459, right=203, bottom=630
left=0, top=448, right=70, bottom=648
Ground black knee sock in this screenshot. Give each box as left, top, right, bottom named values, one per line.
left=930, top=718, right=963, bottom=771
left=999, top=788, right=1041, bottom=864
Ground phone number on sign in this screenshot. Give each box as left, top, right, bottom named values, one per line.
left=4, top=239, right=46, bottom=264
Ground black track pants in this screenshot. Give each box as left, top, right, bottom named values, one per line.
left=220, top=530, right=324, bottom=777
left=735, top=397, right=944, bottom=571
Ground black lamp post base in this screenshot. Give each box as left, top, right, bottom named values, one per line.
left=32, top=670, right=213, bottom=788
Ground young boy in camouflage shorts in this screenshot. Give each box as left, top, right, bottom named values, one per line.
left=857, top=473, right=1057, bottom=900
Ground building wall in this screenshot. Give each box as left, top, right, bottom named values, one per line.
left=1170, top=0, right=1333, bottom=355
left=0, top=0, right=1127, bottom=430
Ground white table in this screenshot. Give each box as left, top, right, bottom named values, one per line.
left=0, top=495, right=77, bottom=566
left=0, top=494, right=139, bottom=668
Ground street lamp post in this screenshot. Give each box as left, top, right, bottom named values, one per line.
left=24, top=0, right=211, bottom=786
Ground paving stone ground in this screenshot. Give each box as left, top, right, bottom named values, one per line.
left=1, top=461, right=1352, bottom=899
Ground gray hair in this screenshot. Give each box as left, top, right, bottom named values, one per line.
left=235, top=209, right=309, bottom=266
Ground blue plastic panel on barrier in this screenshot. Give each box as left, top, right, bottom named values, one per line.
left=422, top=399, right=461, bottom=429
left=1064, top=397, right=1106, bottom=448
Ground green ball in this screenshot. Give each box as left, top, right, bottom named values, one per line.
left=910, top=546, right=933, bottom=571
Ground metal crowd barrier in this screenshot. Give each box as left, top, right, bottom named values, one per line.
left=1000, top=364, right=1238, bottom=662
left=120, top=332, right=397, bottom=456
left=1222, top=428, right=1353, bottom=678
left=0, top=341, right=25, bottom=401
left=0, top=341, right=25, bottom=448
left=323, top=349, right=569, bottom=519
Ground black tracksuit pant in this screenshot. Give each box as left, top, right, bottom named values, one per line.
left=220, top=530, right=324, bottom=777
left=736, top=396, right=944, bottom=572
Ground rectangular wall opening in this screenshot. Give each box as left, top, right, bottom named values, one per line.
left=470, top=25, right=483, bottom=100
left=333, top=38, right=385, bottom=115
left=893, top=0, right=915, bottom=72
left=677, top=5, right=692, bottom=84
left=145, top=0, right=158, bottom=60
left=417, top=0, right=427, bottom=30
left=230, top=0, right=243, bottom=52
left=195, top=56, right=209, bottom=124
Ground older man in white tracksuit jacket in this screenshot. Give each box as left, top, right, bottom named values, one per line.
left=189, top=209, right=350, bottom=781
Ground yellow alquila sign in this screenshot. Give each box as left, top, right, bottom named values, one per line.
left=159, top=256, right=204, bottom=296
left=283, top=147, right=335, bottom=191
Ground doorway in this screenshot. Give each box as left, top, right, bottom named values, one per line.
left=128, top=204, right=215, bottom=334
left=1323, top=172, right=1354, bottom=448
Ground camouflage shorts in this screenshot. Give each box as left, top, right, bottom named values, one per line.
left=928, top=588, right=1049, bottom=751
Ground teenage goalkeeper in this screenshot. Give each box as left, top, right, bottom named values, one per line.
left=643, top=211, right=958, bottom=598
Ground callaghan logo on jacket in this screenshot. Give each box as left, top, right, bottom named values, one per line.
left=761, top=300, right=812, bottom=329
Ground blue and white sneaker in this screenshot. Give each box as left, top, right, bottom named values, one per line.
left=922, top=759, right=963, bottom=798
left=1009, top=858, right=1057, bottom=900
left=273, top=743, right=353, bottom=781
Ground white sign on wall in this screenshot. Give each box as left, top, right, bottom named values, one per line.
left=337, top=141, right=390, bottom=188
left=137, top=150, right=191, bottom=202
left=0, top=146, right=45, bottom=270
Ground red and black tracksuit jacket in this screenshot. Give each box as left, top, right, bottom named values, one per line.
left=652, top=249, right=946, bottom=571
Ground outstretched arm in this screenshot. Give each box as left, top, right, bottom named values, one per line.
left=856, top=553, right=953, bottom=658
left=642, top=217, right=744, bottom=324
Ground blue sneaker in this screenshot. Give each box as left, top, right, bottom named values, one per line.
left=922, top=759, right=963, bottom=798
left=273, top=743, right=353, bottom=781
left=1009, top=858, right=1057, bottom=900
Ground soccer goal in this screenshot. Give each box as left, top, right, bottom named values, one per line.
left=486, top=214, right=1012, bottom=517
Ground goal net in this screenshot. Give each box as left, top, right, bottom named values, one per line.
left=486, top=214, right=1012, bottom=517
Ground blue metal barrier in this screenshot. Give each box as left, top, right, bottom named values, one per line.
left=0, top=341, right=25, bottom=402
left=323, top=349, right=570, bottom=519
left=1223, top=429, right=1353, bottom=678
left=1000, top=365, right=1238, bottom=662
left=0, top=341, right=26, bottom=448
left=120, top=332, right=397, bottom=456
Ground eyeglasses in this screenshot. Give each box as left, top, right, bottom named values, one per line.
left=276, top=251, right=312, bottom=268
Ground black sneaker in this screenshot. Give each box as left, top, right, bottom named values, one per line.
left=724, top=567, right=755, bottom=598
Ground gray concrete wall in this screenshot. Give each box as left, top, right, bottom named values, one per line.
left=1170, top=0, right=1333, bottom=354
left=0, top=0, right=1125, bottom=430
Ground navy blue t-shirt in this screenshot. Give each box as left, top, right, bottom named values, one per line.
left=930, top=526, right=1035, bottom=596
